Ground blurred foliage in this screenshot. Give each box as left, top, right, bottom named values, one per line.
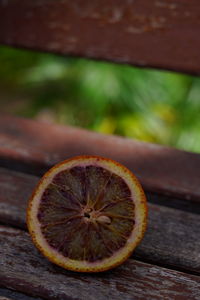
left=0, top=45, right=200, bottom=152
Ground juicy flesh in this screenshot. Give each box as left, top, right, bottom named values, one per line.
left=37, top=166, right=135, bottom=262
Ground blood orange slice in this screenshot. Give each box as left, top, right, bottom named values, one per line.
left=27, top=155, right=147, bottom=272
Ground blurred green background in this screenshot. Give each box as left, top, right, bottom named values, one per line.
left=0, top=45, right=200, bottom=153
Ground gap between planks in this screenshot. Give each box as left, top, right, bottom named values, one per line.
left=0, top=287, right=44, bottom=300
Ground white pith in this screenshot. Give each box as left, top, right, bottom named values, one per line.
left=28, top=156, right=147, bottom=271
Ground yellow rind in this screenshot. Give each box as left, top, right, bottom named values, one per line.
left=27, top=155, right=147, bottom=273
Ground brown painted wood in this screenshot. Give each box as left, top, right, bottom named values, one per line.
left=1, top=115, right=200, bottom=202
left=1, top=226, right=200, bottom=300
left=0, top=167, right=200, bottom=274
left=0, top=0, right=200, bottom=74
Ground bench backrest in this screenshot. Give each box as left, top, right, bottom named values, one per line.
left=0, top=0, right=200, bottom=75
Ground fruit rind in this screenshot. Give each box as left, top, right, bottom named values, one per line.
left=27, top=155, right=147, bottom=272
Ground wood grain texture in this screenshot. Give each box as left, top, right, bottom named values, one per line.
left=1, top=226, right=200, bottom=300
left=0, top=168, right=38, bottom=228
left=0, top=167, right=200, bottom=274
left=0, top=288, right=43, bottom=300
left=1, top=115, right=200, bottom=202
left=1, top=0, right=200, bottom=74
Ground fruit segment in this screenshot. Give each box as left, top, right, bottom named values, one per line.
left=38, top=165, right=135, bottom=262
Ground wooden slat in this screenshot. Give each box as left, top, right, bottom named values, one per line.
left=1, top=115, right=200, bottom=202
left=1, top=226, right=200, bottom=300
left=0, top=287, right=43, bottom=300
left=1, top=0, right=200, bottom=74
left=1, top=167, right=200, bottom=274
left=0, top=168, right=38, bottom=228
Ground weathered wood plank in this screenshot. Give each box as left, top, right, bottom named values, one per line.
left=0, top=167, right=200, bottom=274
left=0, top=287, right=44, bottom=300
left=135, top=205, right=200, bottom=274
left=1, top=0, right=200, bottom=74
left=0, top=168, right=38, bottom=228
left=1, top=115, right=200, bottom=202
left=1, top=226, right=200, bottom=300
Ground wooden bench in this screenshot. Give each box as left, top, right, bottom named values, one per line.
left=1, top=1, right=200, bottom=299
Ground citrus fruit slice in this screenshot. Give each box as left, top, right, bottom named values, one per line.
left=27, top=155, right=147, bottom=272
